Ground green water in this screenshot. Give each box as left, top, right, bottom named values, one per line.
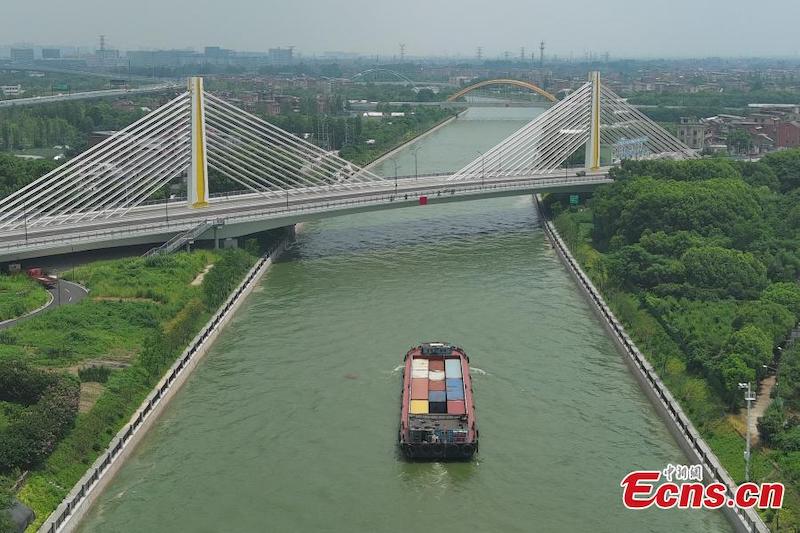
left=79, top=108, right=729, bottom=532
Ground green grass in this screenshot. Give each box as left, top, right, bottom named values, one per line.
left=1, top=249, right=258, bottom=532
left=0, top=275, right=49, bottom=322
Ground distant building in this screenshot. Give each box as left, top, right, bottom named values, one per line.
left=127, top=49, right=201, bottom=68
left=10, top=48, right=34, bottom=61
left=676, top=117, right=706, bottom=150
left=0, top=85, right=24, bottom=96
left=204, top=46, right=232, bottom=59
left=268, top=47, right=293, bottom=64
left=776, top=121, right=800, bottom=148
left=41, top=48, right=61, bottom=59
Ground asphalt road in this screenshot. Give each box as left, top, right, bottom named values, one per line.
left=0, top=279, right=88, bottom=330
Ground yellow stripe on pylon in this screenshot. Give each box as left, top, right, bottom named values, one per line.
left=191, top=77, right=209, bottom=208
left=590, top=72, right=601, bottom=170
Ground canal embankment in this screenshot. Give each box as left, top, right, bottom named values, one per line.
left=364, top=110, right=467, bottom=172
left=535, top=194, right=768, bottom=533
left=35, top=231, right=299, bottom=533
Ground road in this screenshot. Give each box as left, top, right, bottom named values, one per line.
left=0, top=279, right=88, bottom=330
left=0, top=84, right=181, bottom=108
left=0, top=169, right=612, bottom=262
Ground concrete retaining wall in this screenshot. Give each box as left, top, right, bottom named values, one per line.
left=364, top=110, right=466, bottom=171
left=38, top=236, right=293, bottom=533
left=535, top=196, right=769, bottom=533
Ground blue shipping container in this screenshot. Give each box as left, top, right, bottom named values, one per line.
left=428, top=390, right=447, bottom=402
left=446, top=378, right=464, bottom=400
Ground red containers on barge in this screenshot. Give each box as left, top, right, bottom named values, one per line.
left=399, top=342, right=478, bottom=460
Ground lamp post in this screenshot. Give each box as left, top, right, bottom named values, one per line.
left=391, top=158, right=399, bottom=195
left=739, top=382, right=757, bottom=482
left=164, top=184, right=169, bottom=225
left=412, top=146, right=421, bottom=181
left=475, top=150, right=485, bottom=187
left=23, top=200, right=28, bottom=243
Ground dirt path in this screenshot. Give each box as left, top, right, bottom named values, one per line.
left=191, top=264, right=214, bottom=286
left=751, top=375, right=777, bottom=444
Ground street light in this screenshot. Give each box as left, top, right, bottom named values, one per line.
left=739, top=382, right=757, bottom=482
left=163, top=183, right=169, bottom=224
left=412, top=146, right=422, bottom=181
left=22, top=200, right=28, bottom=243
left=475, top=150, right=485, bottom=187
left=391, top=158, right=399, bottom=195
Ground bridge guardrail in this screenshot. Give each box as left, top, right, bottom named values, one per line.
left=538, top=199, right=769, bottom=533
left=0, top=174, right=611, bottom=256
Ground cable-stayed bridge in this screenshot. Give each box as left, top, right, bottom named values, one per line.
left=0, top=73, right=694, bottom=262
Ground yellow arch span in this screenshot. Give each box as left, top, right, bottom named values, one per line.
left=447, top=79, right=557, bottom=103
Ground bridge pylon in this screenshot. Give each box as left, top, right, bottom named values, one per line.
left=447, top=71, right=697, bottom=182
left=585, top=71, right=601, bottom=171
left=189, top=76, right=210, bottom=208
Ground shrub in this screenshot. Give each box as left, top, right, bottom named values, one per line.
left=201, top=250, right=255, bottom=309
left=78, top=365, right=112, bottom=384
left=0, top=375, right=79, bottom=471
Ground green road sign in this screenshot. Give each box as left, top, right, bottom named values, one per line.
left=569, top=194, right=579, bottom=206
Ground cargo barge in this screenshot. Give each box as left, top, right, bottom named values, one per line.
left=399, top=342, right=478, bottom=460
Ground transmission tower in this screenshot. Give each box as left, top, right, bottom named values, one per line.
left=399, top=43, right=406, bottom=62
left=539, top=41, right=545, bottom=66
left=476, top=46, right=483, bottom=61
left=520, top=47, right=525, bottom=62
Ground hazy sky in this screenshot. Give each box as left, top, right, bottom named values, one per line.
left=4, top=0, right=800, bottom=58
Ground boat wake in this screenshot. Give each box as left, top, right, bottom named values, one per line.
left=469, top=367, right=487, bottom=375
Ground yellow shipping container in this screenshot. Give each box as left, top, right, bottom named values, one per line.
left=409, top=400, right=429, bottom=414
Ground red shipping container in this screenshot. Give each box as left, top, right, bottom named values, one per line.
left=411, top=378, right=429, bottom=400
left=419, top=195, right=428, bottom=205
left=447, top=401, right=466, bottom=415
left=429, top=360, right=444, bottom=371
left=428, top=379, right=446, bottom=391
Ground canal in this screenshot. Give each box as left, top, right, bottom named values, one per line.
left=79, top=107, right=729, bottom=532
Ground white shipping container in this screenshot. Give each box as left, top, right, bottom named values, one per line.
left=444, top=359, right=462, bottom=378
left=428, top=370, right=445, bottom=381
left=411, top=359, right=429, bottom=370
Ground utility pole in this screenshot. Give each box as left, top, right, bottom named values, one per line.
left=23, top=200, right=28, bottom=243
left=739, top=382, right=756, bottom=482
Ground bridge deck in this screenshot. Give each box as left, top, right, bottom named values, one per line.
left=0, top=170, right=611, bottom=262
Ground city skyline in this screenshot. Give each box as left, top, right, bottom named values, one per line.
left=3, top=0, right=800, bottom=59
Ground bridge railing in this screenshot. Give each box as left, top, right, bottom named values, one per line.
left=0, top=173, right=611, bottom=256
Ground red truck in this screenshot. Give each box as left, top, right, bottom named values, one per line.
left=26, top=268, right=58, bottom=289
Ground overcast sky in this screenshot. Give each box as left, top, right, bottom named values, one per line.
left=4, top=0, right=800, bottom=59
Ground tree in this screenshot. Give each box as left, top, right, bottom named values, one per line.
left=734, top=300, right=796, bottom=345
left=761, top=148, right=800, bottom=193
left=761, top=282, right=800, bottom=320
left=725, top=325, right=772, bottom=369
left=682, top=246, right=768, bottom=299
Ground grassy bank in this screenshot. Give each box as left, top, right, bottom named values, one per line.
left=0, top=275, right=49, bottom=322
left=546, top=153, right=800, bottom=529
left=0, top=246, right=264, bottom=532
